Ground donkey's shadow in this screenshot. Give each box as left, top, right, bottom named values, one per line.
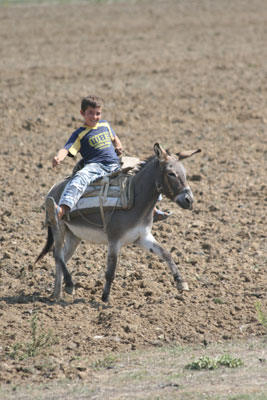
left=0, top=294, right=109, bottom=310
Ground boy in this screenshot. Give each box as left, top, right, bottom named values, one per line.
left=47, top=94, right=171, bottom=223
left=48, top=95, right=123, bottom=220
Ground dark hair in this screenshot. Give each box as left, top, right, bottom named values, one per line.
left=81, top=95, right=104, bottom=112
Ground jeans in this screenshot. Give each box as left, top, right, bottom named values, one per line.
left=59, top=162, right=120, bottom=210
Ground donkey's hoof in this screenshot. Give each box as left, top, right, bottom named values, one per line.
left=102, top=292, right=109, bottom=302
left=51, top=293, right=61, bottom=302
left=64, top=284, right=75, bottom=295
left=177, top=281, right=189, bottom=291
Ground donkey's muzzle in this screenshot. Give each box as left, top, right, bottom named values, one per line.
left=175, top=187, right=194, bottom=210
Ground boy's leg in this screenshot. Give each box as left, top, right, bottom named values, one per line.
left=58, top=163, right=120, bottom=218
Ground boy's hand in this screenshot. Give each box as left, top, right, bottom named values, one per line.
left=52, top=148, right=68, bottom=169
left=52, top=156, right=60, bottom=168
left=115, top=146, right=123, bottom=156
left=113, top=136, right=123, bottom=156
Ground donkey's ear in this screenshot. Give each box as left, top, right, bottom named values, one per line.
left=176, top=149, right=201, bottom=160
left=154, top=143, right=167, bottom=160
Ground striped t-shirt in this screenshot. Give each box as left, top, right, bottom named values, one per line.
left=64, top=120, right=120, bottom=165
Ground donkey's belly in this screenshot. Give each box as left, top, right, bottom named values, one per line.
left=66, top=222, right=147, bottom=246
left=119, top=224, right=148, bottom=246
left=66, top=222, right=108, bottom=244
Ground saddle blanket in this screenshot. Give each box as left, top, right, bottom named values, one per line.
left=68, top=157, right=140, bottom=218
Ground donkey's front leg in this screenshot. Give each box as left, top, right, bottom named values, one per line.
left=102, top=242, right=120, bottom=302
left=136, top=232, right=189, bottom=291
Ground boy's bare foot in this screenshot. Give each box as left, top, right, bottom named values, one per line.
left=46, top=198, right=70, bottom=224
left=58, top=204, right=70, bottom=219
left=153, top=209, right=173, bottom=223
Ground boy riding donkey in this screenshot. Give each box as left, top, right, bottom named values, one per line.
left=46, top=95, right=171, bottom=223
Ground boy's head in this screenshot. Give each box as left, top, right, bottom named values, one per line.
left=81, top=95, right=104, bottom=112
left=80, top=95, right=104, bottom=127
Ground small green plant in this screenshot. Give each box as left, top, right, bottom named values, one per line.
left=9, top=314, right=56, bottom=360
left=92, top=354, right=118, bottom=370
left=217, top=354, right=244, bottom=368
left=185, top=356, right=217, bottom=370
left=213, top=297, right=224, bottom=304
left=256, top=301, right=267, bottom=331
left=10, top=343, right=23, bottom=360
left=185, top=354, right=243, bottom=370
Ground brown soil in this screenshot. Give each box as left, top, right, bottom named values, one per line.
left=0, top=0, right=266, bottom=385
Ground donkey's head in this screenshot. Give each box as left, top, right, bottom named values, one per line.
left=154, top=143, right=201, bottom=210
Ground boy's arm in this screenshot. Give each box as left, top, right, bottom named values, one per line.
left=52, top=148, right=69, bottom=168
left=112, top=135, right=123, bottom=156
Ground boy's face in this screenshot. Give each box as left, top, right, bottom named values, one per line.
left=81, top=106, right=102, bottom=127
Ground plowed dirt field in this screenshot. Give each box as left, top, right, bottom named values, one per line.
left=0, top=0, right=266, bottom=385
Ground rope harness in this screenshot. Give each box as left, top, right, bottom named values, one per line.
left=156, top=164, right=177, bottom=200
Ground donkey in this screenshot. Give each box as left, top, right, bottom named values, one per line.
left=36, top=143, right=201, bottom=301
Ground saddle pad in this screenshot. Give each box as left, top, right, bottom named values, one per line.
left=68, top=173, right=134, bottom=218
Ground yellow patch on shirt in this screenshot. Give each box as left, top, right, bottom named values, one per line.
left=88, top=131, right=112, bottom=149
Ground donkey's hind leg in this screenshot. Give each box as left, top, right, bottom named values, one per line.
left=136, top=232, right=189, bottom=291
left=46, top=197, right=65, bottom=300
left=63, top=231, right=81, bottom=295
left=51, top=225, right=79, bottom=299
left=102, top=242, right=120, bottom=302
left=46, top=198, right=77, bottom=300
left=50, top=223, right=66, bottom=300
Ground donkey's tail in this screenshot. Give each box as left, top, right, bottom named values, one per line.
left=35, top=226, right=54, bottom=263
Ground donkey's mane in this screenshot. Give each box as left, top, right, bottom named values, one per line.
left=134, top=149, right=171, bottom=175
left=134, top=155, right=156, bottom=175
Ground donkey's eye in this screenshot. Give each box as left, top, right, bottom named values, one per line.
left=167, top=172, right=176, bottom=178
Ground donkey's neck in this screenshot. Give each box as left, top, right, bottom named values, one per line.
left=133, top=158, right=162, bottom=214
